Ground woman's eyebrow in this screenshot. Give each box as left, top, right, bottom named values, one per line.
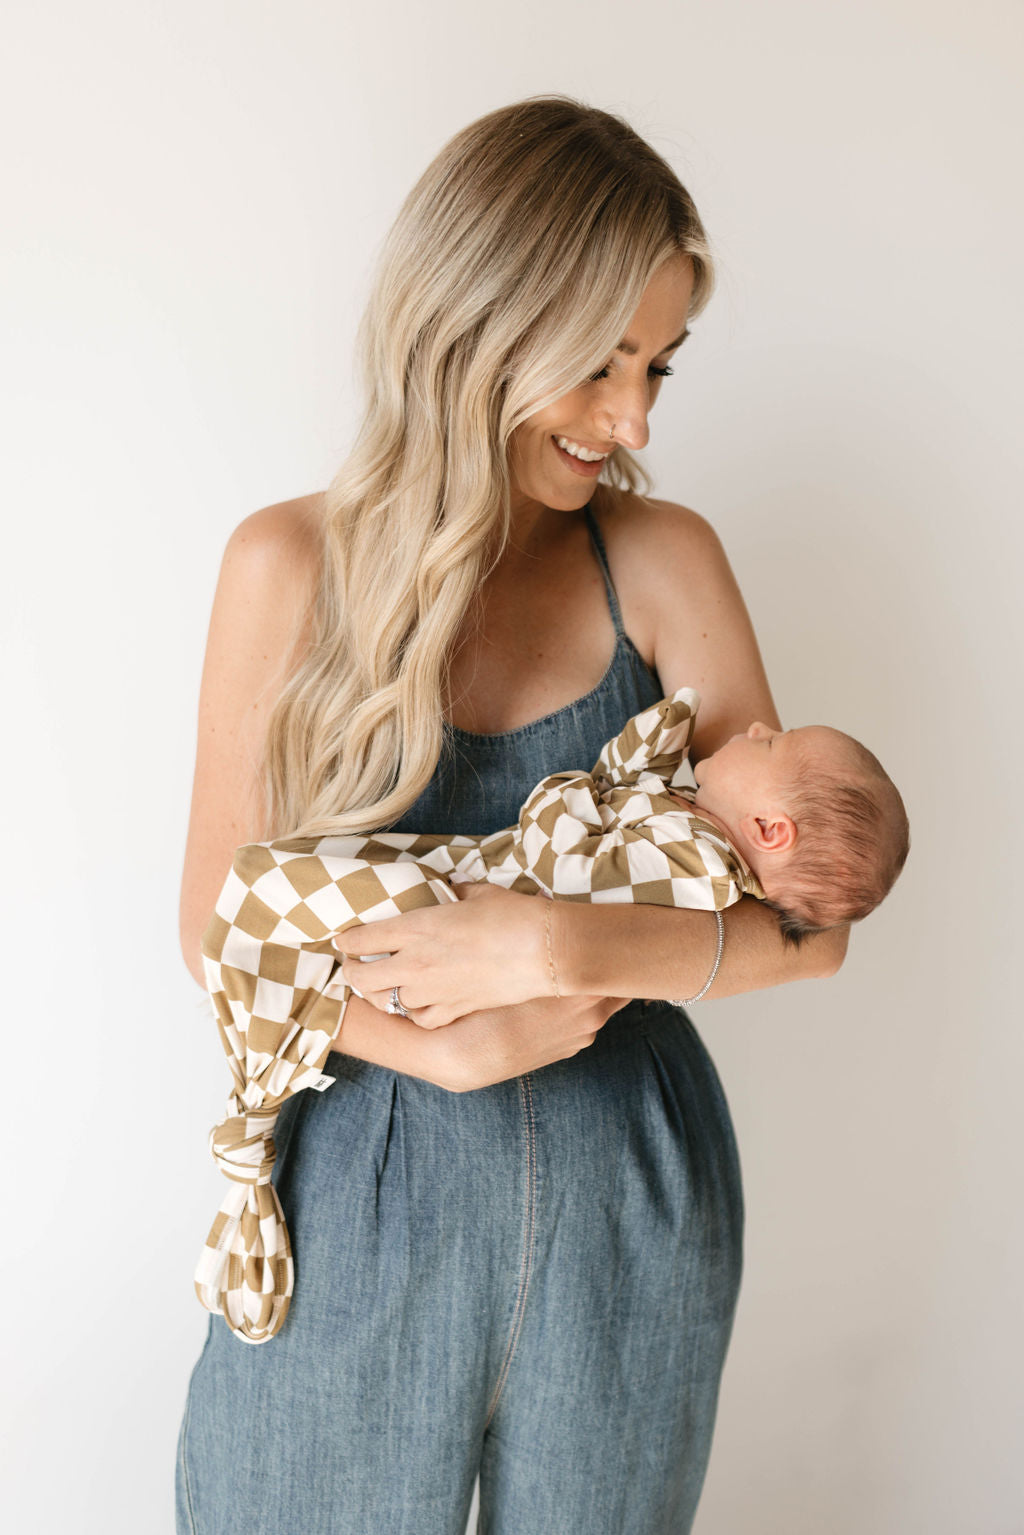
left=616, top=328, right=691, bottom=357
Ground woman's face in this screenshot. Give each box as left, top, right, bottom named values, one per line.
left=507, top=252, right=695, bottom=517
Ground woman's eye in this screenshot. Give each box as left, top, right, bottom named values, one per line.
left=588, top=364, right=675, bottom=383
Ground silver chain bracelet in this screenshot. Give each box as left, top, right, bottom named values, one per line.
left=669, top=909, right=725, bottom=1008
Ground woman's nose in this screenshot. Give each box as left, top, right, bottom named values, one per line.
left=596, top=379, right=651, bottom=451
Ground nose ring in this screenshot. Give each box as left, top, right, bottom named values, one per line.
left=609, top=422, right=616, bottom=443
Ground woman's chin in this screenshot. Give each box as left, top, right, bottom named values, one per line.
left=510, top=479, right=597, bottom=516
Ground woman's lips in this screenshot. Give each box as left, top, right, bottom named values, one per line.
left=552, top=436, right=607, bottom=477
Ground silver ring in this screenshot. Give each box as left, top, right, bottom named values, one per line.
left=386, top=985, right=410, bottom=1018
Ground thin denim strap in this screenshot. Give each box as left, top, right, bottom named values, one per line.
left=583, top=505, right=625, bottom=640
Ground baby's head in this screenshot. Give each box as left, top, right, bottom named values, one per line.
left=692, top=722, right=909, bottom=942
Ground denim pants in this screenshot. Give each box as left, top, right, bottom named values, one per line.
left=175, top=999, right=743, bottom=1534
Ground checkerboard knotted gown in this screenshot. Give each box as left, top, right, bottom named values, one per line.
left=195, top=686, right=763, bottom=1343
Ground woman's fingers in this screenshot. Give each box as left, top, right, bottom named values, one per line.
left=332, top=894, right=466, bottom=958
left=334, top=922, right=405, bottom=956
left=340, top=953, right=418, bottom=1002
left=340, top=954, right=461, bottom=1027
left=438, top=994, right=620, bottom=1090
left=340, top=955, right=393, bottom=1004
left=403, top=1003, right=456, bottom=1031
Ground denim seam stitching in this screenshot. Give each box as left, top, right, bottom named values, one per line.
left=177, top=1375, right=200, bottom=1534
left=484, top=1072, right=537, bottom=1427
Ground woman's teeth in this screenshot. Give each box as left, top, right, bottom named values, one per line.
left=556, top=436, right=607, bottom=463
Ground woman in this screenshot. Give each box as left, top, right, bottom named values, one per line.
left=176, top=97, right=846, bottom=1535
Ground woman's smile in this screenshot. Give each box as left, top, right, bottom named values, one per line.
left=552, top=435, right=609, bottom=476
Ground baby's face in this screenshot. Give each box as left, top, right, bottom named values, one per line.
left=692, top=723, right=849, bottom=830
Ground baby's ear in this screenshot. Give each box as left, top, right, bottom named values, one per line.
left=741, top=812, right=796, bottom=854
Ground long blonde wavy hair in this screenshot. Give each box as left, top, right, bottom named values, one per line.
left=265, top=96, right=714, bottom=838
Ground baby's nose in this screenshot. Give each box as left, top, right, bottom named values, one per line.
left=747, top=720, right=772, bottom=740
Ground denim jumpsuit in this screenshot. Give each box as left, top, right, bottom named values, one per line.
left=175, top=508, right=745, bottom=1535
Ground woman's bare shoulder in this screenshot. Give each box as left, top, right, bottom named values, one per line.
left=591, top=489, right=730, bottom=653
left=596, top=488, right=725, bottom=569
left=210, top=492, right=327, bottom=650
left=225, top=491, right=326, bottom=585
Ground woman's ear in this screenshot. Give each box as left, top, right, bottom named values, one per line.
left=740, top=811, right=797, bottom=855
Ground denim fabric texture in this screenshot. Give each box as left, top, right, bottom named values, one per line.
left=175, top=508, right=745, bottom=1534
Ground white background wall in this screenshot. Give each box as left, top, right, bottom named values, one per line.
left=4, top=2, right=1022, bottom=1530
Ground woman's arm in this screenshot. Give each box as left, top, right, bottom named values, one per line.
left=337, top=877, right=846, bottom=1028
left=336, top=497, right=848, bottom=1026
left=580, top=495, right=851, bottom=985
left=555, top=893, right=847, bottom=997
left=179, top=497, right=323, bottom=985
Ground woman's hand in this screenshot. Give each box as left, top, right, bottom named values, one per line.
left=335, top=990, right=626, bottom=1092
left=333, top=884, right=553, bottom=1028
left=438, top=994, right=627, bottom=1090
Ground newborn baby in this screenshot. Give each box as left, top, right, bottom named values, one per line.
left=196, top=687, right=908, bottom=1343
